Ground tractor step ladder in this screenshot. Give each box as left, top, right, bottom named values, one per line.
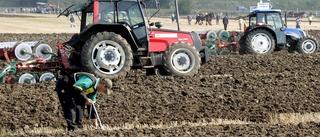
left=137, top=47, right=147, bottom=51
left=139, top=57, right=154, bottom=68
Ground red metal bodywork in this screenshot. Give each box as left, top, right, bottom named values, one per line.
left=148, top=29, right=195, bottom=52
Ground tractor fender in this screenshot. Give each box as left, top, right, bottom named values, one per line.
left=79, top=24, right=138, bottom=49
left=63, top=34, right=80, bottom=48
left=245, top=26, right=276, bottom=42
left=190, top=31, right=203, bottom=52
left=190, top=31, right=210, bottom=63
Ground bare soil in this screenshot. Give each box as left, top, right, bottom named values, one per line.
left=0, top=14, right=320, bottom=136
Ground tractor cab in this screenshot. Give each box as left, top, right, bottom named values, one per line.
left=246, top=9, right=286, bottom=45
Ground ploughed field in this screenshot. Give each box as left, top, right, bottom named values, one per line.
left=0, top=32, right=320, bottom=136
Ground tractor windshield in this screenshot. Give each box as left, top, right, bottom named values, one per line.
left=266, top=13, right=283, bottom=29
left=77, top=1, right=145, bottom=27
left=97, top=1, right=144, bottom=26
left=248, top=12, right=283, bottom=29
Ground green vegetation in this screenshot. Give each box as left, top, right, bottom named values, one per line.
left=0, top=0, right=318, bottom=15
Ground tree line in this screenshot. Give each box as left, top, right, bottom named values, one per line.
left=0, top=0, right=318, bottom=14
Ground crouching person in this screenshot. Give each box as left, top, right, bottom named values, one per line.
left=55, top=72, right=112, bottom=131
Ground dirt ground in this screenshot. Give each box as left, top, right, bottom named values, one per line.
left=0, top=14, right=320, bottom=136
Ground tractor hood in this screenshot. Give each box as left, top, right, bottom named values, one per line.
left=284, top=28, right=306, bottom=39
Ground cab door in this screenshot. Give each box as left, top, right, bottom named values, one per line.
left=118, top=1, right=149, bottom=49
left=266, top=13, right=286, bottom=45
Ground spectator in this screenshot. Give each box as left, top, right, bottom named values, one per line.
left=239, top=18, right=244, bottom=30
left=308, top=14, right=314, bottom=25
left=295, top=18, right=301, bottom=29
left=70, top=14, right=77, bottom=28
left=216, top=14, right=220, bottom=25
left=171, top=13, right=175, bottom=23
left=187, top=14, right=192, bottom=25
left=222, top=16, right=229, bottom=30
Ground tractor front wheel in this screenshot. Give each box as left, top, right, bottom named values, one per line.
left=296, top=35, right=319, bottom=53
left=240, top=29, right=275, bottom=54
left=162, top=42, right=200, bottom=77
left=81, top=32, right=133, bottom=79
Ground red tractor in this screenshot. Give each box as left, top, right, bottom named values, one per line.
left=59, top=0, right=210, bottom=79
left=0, top=0, right=210, bottom=84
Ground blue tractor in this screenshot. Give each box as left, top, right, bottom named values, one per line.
left=239, top=9, right=318, bottom=54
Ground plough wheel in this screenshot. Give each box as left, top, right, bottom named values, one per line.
left=39, top=72, right=56, bottom=82
left=14, top=43, right=33, bottom=61
left=219, top=48, right=230, bottom=55
left=18, top=73, right=36, bottom=84
left=35, top=44, right=53, bottom=60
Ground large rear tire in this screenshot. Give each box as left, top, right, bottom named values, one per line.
left=296, top=35, right=319, bottom=54
left=162, top=42, right=201, bottom=77
left=81, top=32, right=133, bottom=79
left=240, top=29, right=275, bottom=54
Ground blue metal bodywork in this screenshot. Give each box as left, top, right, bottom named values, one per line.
left=284, top=28, right=305, bottom=39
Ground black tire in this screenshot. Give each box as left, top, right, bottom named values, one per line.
left=241, top=29, right=275, bottom=54
left=81, top=32, right=133, bottom=79
left=238, top=33, right=247, bottom=55
left=296, top=35, right=319, bottom=54
left=287, top=37, right=298, bottom=53
left=163, top=42, right=201, bottom=77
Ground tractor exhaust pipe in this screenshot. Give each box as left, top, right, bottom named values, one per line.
left=175, top=0, right=180, bottom=31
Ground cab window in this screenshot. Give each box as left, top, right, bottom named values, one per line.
left=266, top=13, right=283, bottom=29
left=98, top=2, right=115, bottom=24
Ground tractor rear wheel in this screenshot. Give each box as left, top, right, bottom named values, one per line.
left=241, top=29, right=275, bottom=54
left=162, top=42, right=200, bottom=77
left=238, top=33, right=247, bottom=55
left=296, top=35, right=319, bottom=54
left=81, top=32, right=133, bottom=79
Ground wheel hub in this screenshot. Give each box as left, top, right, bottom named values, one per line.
left=251, top=33, right=271, bottom=53
left=172, top=53, right=191, bottom=71
left=96, top=45, right=121, bottom=70
left=178, top=56, right=187, bottom=65
left=302, top=40, right=316, bottom=53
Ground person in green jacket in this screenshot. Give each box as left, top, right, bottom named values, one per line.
left=55, top=72, right=112, bottom=131
left=308, top=14, right=314, bottom=25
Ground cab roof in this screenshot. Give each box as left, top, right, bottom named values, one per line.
left=247, top=9, right=281, bottom=17
left=250, top=9, right=281, bottom=14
